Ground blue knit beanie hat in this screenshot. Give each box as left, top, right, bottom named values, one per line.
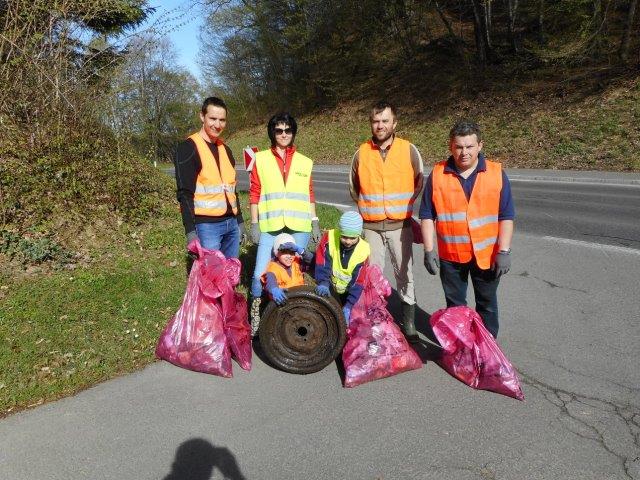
left=339, top=211, right=363, bottom=237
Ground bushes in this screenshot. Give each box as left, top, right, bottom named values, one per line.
left=0, top=127, right=174, bottom=268
left=0, top=231, right=73, bottom=266
left=0, top=130, right=171, bottom=226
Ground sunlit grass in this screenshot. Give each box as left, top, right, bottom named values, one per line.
left=0, top=192, right=342, bottom=416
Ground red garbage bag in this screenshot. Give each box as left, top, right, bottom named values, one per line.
left=222, top=291, right=252, bottom=371
left=204, top=253, right=251, bottom=370
left=156, top=247, right=251, bottom=376
left=342, top=265, right=422, bottom=387
left=430, top=306, right=524, bottom=400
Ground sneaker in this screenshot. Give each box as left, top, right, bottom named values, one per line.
left=250, top=297, right=262, bottom=337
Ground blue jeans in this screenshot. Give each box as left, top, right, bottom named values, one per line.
left=195, top=218, right=240, bottom=259
left=439, top=258, right=501, bottom=338
left=250, top=228, right=310, bottom=297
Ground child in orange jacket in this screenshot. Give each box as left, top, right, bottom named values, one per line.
left=261, top=233, right=314, bottom=306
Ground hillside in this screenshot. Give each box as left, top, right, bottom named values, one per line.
left=227, top=75, right=640, bottom=172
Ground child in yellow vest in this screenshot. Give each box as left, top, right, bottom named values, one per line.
left=261, top=233, right=314, bottom=306
left=314, top=211, right=371, bottom=324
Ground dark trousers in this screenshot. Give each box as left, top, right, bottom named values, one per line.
left=439, top=258, right=500, bottom=338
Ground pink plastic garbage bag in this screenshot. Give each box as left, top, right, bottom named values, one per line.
left=342, top=264, right=422, bottom=387
left=203, top=253, right=252, bottom=371
left=222, top=291, right=252, bottom=371
left=430, top=306, right=524, bottom=400
left=156, top=246, right=251, bottom=376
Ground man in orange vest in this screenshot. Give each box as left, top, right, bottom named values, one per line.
left=349, top=101, right=424, bottom=342
left=174, top=97, right=246, bottom=262
left=419, top=120, right=514, bottom=338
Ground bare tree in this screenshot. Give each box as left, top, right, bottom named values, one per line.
left=471, top=0, right=492, bottom=63
left=537, top=0, right=545, bottom=44
left=619, top=0, right=638, bottom=63
left=507, top=0, right=519, bottom=52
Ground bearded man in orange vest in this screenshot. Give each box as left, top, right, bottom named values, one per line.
left=349, top=101, right=424, bottom=342
left=174, top=97, right=246, bottom=263
left=419, top=120, right=515, bottom=338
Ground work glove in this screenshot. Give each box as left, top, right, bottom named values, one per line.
left=238, top=220, right=248, bottom=245
left=250, top=222, right=261, bottom=244
left=342, top=305, right=351, bottom=324
left=186, top=231, right=200, bottom=259
left=493, top=251, right=511, bottom=278
left=315, top=283, right=330, bottom=297
left=270, top=287, right=287, bottom=305
left=295, top=245, right=305, bottom=255
left=311, top=218, right=321, bottom=243
left=423, top=249, right=439, bottom=275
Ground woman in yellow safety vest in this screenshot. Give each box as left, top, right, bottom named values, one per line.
left=247, top=113, right=321, bottom=335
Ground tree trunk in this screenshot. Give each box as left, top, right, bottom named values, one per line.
left=485, top=0, right=492, bottom=47
left=537, top=0, right=545, bottom=44
left=434, top=0, right=457, bottom=39
left=619, top=0, right=638, bottom=63
left=507, top=0, right=519, bottom=52
left=471, top=0, right=492, bottom=64
left=592, top=0, right=603, bottom=52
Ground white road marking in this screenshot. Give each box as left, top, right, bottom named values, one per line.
left=542, top=236, right=640, bottom=255
left=322, top=202, right=355, bottom=210
left=313, top=179, right=349, bottom=184
left=509, top=177, right=640, bottom=187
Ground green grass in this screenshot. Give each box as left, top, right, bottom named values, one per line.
left=0, top=193, right=342, bottom=416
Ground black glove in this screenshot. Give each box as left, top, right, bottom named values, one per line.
left=238, top=220, right=247, bottom=245
left=250, top=223, right=261, bottom=244
left=423, top=250, right=439, bottom=275
left=493, top=251, right=511, bottom=278
left=186, top=231, right=199, bottom=259
left=311, top=218, right=321, bottom=243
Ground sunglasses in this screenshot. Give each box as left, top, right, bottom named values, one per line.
left=275, top=127, right=293, bottom=135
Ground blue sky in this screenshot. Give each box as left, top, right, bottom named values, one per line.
left=135, top=1, right=205, bottom=78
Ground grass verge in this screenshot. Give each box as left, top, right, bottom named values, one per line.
left=0, top=192, right=342, bottom=417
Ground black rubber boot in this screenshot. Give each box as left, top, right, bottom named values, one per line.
left=401, top=302, right=419, bottom=343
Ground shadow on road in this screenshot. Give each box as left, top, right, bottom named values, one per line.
left=162, top=438, right=247, bottom=480
left=387, top=288, right=443, bottom=364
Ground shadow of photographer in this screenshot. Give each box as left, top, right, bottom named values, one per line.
left=162, top=438, right=246, bottom=480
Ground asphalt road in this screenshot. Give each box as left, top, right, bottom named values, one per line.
left=235, top=166, right=640, bottom=250
left=1, top=167, right=639, bottom=480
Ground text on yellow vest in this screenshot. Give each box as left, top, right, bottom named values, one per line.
left=255, top=149, right=313, bottom=232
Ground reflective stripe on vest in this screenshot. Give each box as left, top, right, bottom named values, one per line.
left=327, top=229, right=371, bottom=294
left=255, top=150, right=313, bottom=232
left=356, top=138, right=415, bottom=221
left=432, top=160, right=502, bottom=269
left=189, top=133, right=238, bottom=217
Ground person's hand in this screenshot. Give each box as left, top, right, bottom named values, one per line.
left=493, top=251, right=511, bottom=278
left=315, top=283, right=330, bottom=297
left=238, top=221, right=248, bottom=245
left=295, top=245, right=305, bottom=255
left=342, top=305, right=351, bottom=323
left=311, top=218, right=321, bottom=243
left=423, top=249, right=439, bottom=275
left=186, top=231, right=200, bottom=258
left=250, top=223, right=261, bottom=244
left=271, top=287, right=287, bottom=305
